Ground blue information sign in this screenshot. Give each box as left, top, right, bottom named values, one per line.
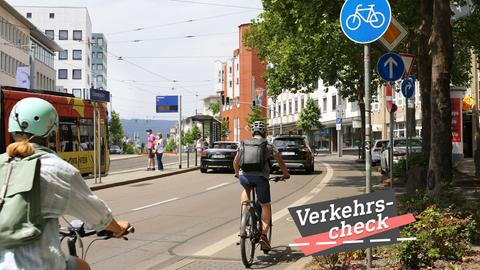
left=156, top=96, right=179, bottom=113
left=340, top=0, right=391, bottom=44
left=401, top=76, right=415, bottom=98
left=90, top=88, right=110, bottom=102
left=377, top=53, right=405, bottom=81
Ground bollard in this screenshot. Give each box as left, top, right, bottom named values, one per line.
left=195, top=148, right=198, bottom=166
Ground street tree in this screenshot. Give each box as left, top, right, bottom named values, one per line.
left=191, top=124, right=201, bottom=140
left=246, top=105, right=267, bottom=127
left=297, top=97, right=324, bottom=146
left=208, top=102, right=220, bottom=117
left=109, top=111, right=124, bottom=146
left=220, top=119, right=229, bottom=139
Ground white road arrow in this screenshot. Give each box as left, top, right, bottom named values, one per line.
left=384, top=57, right=398, bottom=79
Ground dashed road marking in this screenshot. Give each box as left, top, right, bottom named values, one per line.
left=131, top=197, right=179, bottom=211
left=206, top=182, right=230, bottom=191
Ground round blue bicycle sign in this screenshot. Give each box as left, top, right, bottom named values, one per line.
left=340, top=0, right=392, bottom=44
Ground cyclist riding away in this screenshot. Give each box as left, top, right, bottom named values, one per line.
left=233, top=121, right=290, bottom=252
left=0, top=98, right=130, bottom=270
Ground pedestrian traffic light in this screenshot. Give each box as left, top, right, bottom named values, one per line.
left=252, top=100, right=256, bottom=107
left=221, top=93, right=225, bottom=105
left=226, top=97, right=230, bottom=105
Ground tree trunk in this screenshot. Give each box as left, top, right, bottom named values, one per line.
left=417, top=0, right=433, bottom=158
left=427, top=0, right=453, bottom=196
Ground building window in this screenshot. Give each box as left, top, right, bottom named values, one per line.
left=49, top=13, right=55, bottom=19
left=72, top=69, right=82, bottom=80
left=97, top=37, right=104, bottom=47
left=97, top=52, right=103, bottom=59
left=45, top=30, right=54, bottom=40
left=289, top=101, right=292, bottom=115
left=73, top=30, right=82, bottom=40
left=59, top=30, right=68, bottom=40
left=332, top=95, right=337, bottom=111
left=59, top=50, right=68, bottom=60
left=72, top=50, right=82, bottom=60
left=295, top=100, right=298, bottom=113
left=323, top=98, right=327, bottom=113
left=236, top=63, right=239, bottom=70
left=26, top=12, right=32, bottom=18
left=97, top=75, right=104, bottom=82
left=97, top=64, right=103, bottom=70
left=58, top=69, right=67, bottom=79
left=283, top=103, right=286, bottom=116
left=229, top=81, right=232, bottom=87
left=236, top=78, right=239, bottom=85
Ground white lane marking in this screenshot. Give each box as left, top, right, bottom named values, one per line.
left=288, top=243, right=310, bottom=247
left=193, top=162, right=334, bottom=257
left=109, top=162, right=179, bottom=175
left=131, top=197, right=179, bottom=211
left=386, top=202, right=394, bottom=206
left=397, top=237, right=416, bottom=241
left=206, top=182, right=229, bottom=191
left=343, top=240, right=363, bottom=244
left=370, top=238, right=390, bottom=243
left=316, top=241, right=337, bottom=245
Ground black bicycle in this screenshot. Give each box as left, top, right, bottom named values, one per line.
left=239, top=176, right=284, bottom=268
left=59, top=219, right=134, bottom=260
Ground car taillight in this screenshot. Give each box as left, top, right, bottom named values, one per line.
left=201, top=151, right=208, bottom=157
left=231, top=152, right=237, bottom=158
left=393, top=151, right=406, bottom=157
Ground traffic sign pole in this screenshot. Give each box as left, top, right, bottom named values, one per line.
left=178, top=95, right=182, bottom=169
left=364, top=45, right=373, bottom=269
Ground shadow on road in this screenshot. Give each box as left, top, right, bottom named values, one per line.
left=250, top=245, right=304, bottom=269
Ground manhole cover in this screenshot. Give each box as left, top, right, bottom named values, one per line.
left=177, top=260, right=244, bottom=270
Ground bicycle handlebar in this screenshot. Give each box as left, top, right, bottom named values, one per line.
left=268, top=176, right=286, bottom=182
left=60, top=224, right=135, bottom=240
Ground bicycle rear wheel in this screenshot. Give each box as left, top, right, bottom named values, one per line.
left=240, top=208, right=256, bottom=268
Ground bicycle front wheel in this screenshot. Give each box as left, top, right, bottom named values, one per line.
left=240, top=208, right=255, bottom=268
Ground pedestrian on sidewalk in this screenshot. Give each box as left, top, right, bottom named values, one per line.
left=146, top=129, right=156, bottom=170
left=155, top=133, right=164, bottom=171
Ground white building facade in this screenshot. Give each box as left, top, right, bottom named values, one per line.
left=16, top=6, right=92, bottom=96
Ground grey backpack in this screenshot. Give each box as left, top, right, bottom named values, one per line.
left=238, top=138, right=267, bottom=172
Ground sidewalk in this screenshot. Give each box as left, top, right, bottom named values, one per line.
left=109, top=154, right=142, bottom=161
left=455, top=158, right=476, bottom=178
left=87, top=159, right=199, bottom=191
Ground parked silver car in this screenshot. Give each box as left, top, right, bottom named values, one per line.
left=380, top=138, right=422, bottom=174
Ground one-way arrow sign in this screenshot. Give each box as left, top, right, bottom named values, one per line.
left=377, top=53, right=405, bottom=81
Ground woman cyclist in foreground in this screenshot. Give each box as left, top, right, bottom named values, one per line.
left=0, top=98, right=130, bottom=270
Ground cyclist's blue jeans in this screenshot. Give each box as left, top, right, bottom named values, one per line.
left=239, top=175, right=271, bottom=204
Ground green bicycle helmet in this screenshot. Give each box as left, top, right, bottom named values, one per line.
left=8, top=97, right=59, bottom=137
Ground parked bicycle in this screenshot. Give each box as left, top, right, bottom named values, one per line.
left=59, top=219, right=135, bottom=260
left=346, top=4, right=385, bottom=31
left=239, top=176, right=284, bottom=268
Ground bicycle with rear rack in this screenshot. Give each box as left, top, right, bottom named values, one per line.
left=238, top=176, right=284, bottom=268
left=59, top=219, right=135, bottom=261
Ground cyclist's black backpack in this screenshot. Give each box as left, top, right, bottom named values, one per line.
left=238, top=138, right=267, bottom=172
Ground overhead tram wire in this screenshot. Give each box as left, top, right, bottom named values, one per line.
left=106, top=9, right=256, bottom=36
left=166, top=0, right=263, bottom=10
left=108, top=32, right=237, bottom=44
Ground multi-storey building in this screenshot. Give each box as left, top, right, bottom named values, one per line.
left=91, top=33, right=107, bottom=89
left=16, top=6, right=92, bottom=96
left=215, top=23, right=267, bottom=142
left=0, top=2, right=60, bottom=91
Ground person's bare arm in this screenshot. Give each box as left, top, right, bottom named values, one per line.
left=105, top=219, right=130, bottom=238
left=274, top=152, right=290, bottom=180
left=233, top=153, right=240, bottom=177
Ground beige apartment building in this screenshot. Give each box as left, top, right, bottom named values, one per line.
left=0, top=2, right=61, bottom=91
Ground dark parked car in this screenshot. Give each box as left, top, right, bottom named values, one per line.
left=109, top=145, right=122, bottom=154
left=271, top=135, right=314, bottom=174
left=200, top=141, right=238, bottom=173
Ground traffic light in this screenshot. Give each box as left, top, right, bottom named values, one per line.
left=221, top=93, right=225, bottom=105
left=226, top=97, right=230, bottom=105
left=252, top=100, right=256, bottom=107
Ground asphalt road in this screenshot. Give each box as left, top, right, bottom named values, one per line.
left=70, top=155, right=371, bottom=270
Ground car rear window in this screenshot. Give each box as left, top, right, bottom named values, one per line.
left=213, top=143, right=237, bottom=149
left=273, top=138, right=306, bottom=148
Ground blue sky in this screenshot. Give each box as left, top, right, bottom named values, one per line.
left=8, top=0, right=263, bottom=119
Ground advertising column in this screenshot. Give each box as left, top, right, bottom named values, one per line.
left=451, top=87, right=465, bottom=161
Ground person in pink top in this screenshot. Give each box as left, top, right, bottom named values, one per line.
left=146, top=129, right=156, bottom=170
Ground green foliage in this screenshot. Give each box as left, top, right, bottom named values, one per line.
left=109, top=111, right=124, bottom=146
left=181, top=131, right=194, bottom=146
left=164, top=138, right=177, bottom=152
left=220, top=119, right=229, bottom=138
left=208, top=102, right=220, bottom=116
left=397, top=206, right=476, bottom=269
left=392, top=153, right=428, bottom=178
left=310, top=253, right=353, bottom=270
left=190, top=125, right=201, bottom=140
left=297, top=97, right=324, bottom=133
left=122, top=142, right=137, bottom=154
left=246, top=105, right=267, bottom=127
